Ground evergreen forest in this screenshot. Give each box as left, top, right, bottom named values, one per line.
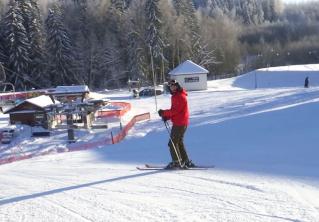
left=0, top=0, right=318, bottom=90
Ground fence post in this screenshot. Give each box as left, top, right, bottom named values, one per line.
left=111, top=131, right=114, bottom=144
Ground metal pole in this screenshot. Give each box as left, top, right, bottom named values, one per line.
left=149, top=46, right=158, bottom=112
left=254, top=70, right=257, bottom=89
left=164, top=121, right=183, bottom=167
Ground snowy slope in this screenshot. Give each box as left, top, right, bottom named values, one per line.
left=233, top=64, right=319, bottom=89
left=1, top=73, right=319, bottom=221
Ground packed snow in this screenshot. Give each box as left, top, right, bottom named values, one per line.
left=237, top=64, right=319, bottom=89
left=1, top=71, right=319, bottom=222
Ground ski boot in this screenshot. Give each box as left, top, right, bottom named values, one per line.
left=165, top=161, right=181, bottom=169
left=184, top=160, right=196, bottom=168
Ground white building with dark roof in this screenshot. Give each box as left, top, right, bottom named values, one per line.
left=168, top=60, right=209, bottom=91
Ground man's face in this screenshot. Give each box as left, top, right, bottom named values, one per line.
left=170, top=84, right=177, bottom=92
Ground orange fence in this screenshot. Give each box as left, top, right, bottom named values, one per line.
left=111, top=113, right=150, bottom=144
left=97, top=102, right=131, bottom=118
left=0, top=112, right=151, bottom=165
left=0, top=154, right=33, bottom=165
left=68, top=112, right=150, bottom=150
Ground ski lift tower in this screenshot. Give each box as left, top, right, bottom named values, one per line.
left=46, top=85, right=90, bottom=143
left=0, top=63, right=16, bottom=111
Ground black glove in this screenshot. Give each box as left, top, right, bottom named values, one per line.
left=158, top=109, right=164, bottom=117
left=162, top=116, right=168, bottom=122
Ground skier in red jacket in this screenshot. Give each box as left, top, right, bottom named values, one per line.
left=158, top=79, right=195, bottom=169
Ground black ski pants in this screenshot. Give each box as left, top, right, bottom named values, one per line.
left=168, top=125, right=189, bottom=163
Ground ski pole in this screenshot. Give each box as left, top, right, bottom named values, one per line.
left=164, top=120, right=183, bottom=167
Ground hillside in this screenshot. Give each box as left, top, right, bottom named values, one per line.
left=0, top=72, right=319, bottom=221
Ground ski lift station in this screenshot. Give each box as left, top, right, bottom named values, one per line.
left=3, top=85, right=110, bottom=131
left=168, top=60, right=209, bottom=91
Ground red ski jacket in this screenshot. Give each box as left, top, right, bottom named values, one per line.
left=162, top=89, right=189, bottom=126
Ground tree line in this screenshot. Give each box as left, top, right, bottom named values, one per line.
left=0, top=0, right=318, bottom=90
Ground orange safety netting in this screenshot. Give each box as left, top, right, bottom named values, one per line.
left=0, top=112, right=150, bottom=165
left=97, top=102, right=131, bottom=118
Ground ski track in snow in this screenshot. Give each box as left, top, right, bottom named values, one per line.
left=1, top=82, right=319, bottom=221
left=1, top=162, right=318, bottom=222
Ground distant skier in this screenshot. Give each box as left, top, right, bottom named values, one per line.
left=158, top=79, right=195, bottom=169
left=304, top=76, right=309, bottom=88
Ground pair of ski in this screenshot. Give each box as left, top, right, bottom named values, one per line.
left=137, top=164, right=215, bottom=171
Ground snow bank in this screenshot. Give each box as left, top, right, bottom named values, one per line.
left=234, top=64, right=319, bottom=89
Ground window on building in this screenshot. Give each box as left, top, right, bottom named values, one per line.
left=35, top=114, right=44, bottom=121
left=184, top=77, right=199, bottom=83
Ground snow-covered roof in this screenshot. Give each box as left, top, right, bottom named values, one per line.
left=258, top=64, right=319, bottom=72
left=26, top=95, right=56, bottom=108
left=8, top=110, right=42, bottom=114
left=168, top=60, right=209, bottom=75
left=4, top=95, right=58, bottom=114
left=54, top=85, right=90, bottom=94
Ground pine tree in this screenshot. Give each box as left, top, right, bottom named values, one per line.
left=9, top=0, right=46, bottom=88
left=98, top=0, right=130, bottom=88
left=0, top=42, right=5, bottom=65
left=239, top=0, right=264, bottom=25
left=206, top=0, right=265, bottom=25
left=72, top=0, right=94, bottom=86
left=28, top=0, right=46, bottom=86
left=124, top=0, right=132, bottom=9
left=172, top=0, right=184, bottom=16
left=145, top=0, right=164, bottom=59
left=145, top=0, right=166, bottom=84
left=127, top=31, right=147, bottom=81
left=0, top=18, right=8, bottom=85
left=0, top=20, right=7, bottom=65
left=2, top=0, right=31, bottom=89
left=125, top=1, right=149, bottom=83
left=240, top=0, right=253, bottom=25
left=17, top=0, right=31, bottom=34
left=111, top=0, right=125, bottom=14
left=185, top=0, right=202, bottom=61
left=109, top=0, right=132, bottom=12
left=45, top=4, right=77, bottom=86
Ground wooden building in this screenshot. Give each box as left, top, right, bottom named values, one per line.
left=4, top=95, right=57, bottom=129
left=4, top=85, right=108, bottom=131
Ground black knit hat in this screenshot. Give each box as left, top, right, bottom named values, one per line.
left=168, top=79, right=182, bottom=91
left=168, top=79, right=178, bottom=86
